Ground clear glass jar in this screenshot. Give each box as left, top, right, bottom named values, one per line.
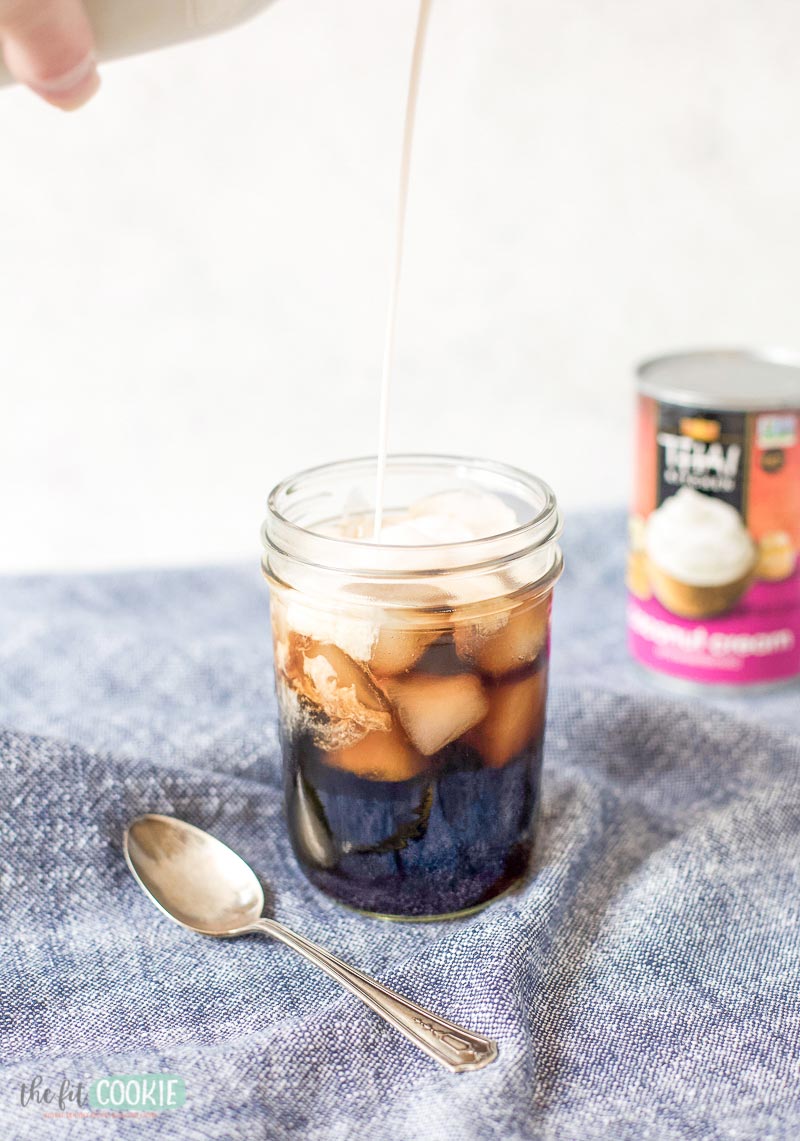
left=261, top=455, right=563, bottom=920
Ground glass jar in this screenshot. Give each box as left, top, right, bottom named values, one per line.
left=261, top=455, right=563, bottom=920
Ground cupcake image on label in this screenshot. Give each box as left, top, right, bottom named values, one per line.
left=644, top=487, right=757, bottom=618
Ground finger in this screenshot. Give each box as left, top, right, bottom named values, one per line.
left=0, top=0, right=99, bottom=110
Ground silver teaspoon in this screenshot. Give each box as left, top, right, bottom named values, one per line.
left=123, top=814, right=498, bottom=1074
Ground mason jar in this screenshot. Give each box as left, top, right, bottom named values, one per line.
left=261, top=455, right=563, bottom=920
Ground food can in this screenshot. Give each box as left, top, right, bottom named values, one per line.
left=627, top=348, right=800, bottom=690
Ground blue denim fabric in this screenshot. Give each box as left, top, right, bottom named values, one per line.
left=1, top=511, right=798, bottom=1140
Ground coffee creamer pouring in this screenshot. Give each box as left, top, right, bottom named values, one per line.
left=373, top=0, right=432, bottom=537
left=260, top=1, right=564, bottom=920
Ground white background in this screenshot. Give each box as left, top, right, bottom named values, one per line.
left=2, top=0, right=799, bottom=572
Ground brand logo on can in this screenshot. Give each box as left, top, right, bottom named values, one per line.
left=756, top=413, right=797, bottom=449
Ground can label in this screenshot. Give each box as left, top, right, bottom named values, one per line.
left=628, top=395, right=800, bottom=686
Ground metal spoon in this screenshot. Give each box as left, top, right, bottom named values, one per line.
left=123, top=814, right=498, bottom=1073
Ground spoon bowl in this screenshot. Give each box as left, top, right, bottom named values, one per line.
left=125, top=814, right=263, bottom=936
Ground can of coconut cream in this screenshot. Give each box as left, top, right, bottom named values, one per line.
left=628, top=349, right=800, bottom=689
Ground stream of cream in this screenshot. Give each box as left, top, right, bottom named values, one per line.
left=372, top=0, right=432, bottom=537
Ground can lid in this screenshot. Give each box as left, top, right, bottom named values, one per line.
left=637, top=348, right=800, bottom=410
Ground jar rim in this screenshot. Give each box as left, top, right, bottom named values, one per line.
left=262, top=453, right=562, bottom=579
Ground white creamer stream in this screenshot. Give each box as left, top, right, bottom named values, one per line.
left=373, top=0, right=433, bottom=537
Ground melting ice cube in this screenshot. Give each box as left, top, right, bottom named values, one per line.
left=381, top=672, right=489, bottom=756
left=455, top=595, right=550, bottom=677
left=323, top=725, right=429, bottom=782
left=466, top=669, right=547, bottom=767
left=409, top=490, right=517, bottom=540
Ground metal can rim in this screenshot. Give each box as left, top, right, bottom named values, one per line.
left=637, top=346, right=800, bottom=411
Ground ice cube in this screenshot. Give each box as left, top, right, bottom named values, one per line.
left=285, top=598, right=377, bottom=663
left=378, top=515, right=474, bottom=545
left=324, top=724, right=429, bottom=782
left=448, top=572, right=511, bottom=609
left=381, top=673, right=489, bottom=756
left=466, top=669, right=547, bottom=768
left=301, top=642, right=391, bottom=727
left=280, top=640, right=392, bottom=750
left=449, top=574, right=512, bottom=645
left=369, top=624, right=440, bottom=675
left=455, top=595, right=550, bottom=677
left=376, top=520, right=430, bottom=545
left=318, top=514, right=372, bottom=539
left=409, top=490, right=517, bottom=539
left=340, top=581, right=450, bottom=676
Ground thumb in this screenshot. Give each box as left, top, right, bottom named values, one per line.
left=0, top=0, right=99, bottom=110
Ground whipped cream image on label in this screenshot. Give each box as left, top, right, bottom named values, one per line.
left=645, top=487, right=756, bottom=587
left=628, top=349, right=800, bottom=689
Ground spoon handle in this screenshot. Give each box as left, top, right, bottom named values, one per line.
left=251, top=917, right=498, bottom=1073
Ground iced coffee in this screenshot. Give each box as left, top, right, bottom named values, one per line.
left=262, top=457, right=563, bottom=919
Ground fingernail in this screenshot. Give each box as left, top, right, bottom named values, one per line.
left=29, top=53, right=101, bottom=110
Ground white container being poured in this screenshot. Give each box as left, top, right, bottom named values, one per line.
left=0, top=0, right=275, bottom=85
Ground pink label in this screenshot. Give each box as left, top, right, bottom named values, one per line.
left=628, top=570, right=800, bottom=685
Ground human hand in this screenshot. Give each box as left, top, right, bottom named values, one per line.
left=0, top=0, right=99, bottom=110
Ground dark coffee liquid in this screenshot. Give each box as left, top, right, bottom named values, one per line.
left=283, top=657, right=548, bottom=918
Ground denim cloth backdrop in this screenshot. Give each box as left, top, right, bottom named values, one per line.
left=0, top=510, right=798, bottom=1140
